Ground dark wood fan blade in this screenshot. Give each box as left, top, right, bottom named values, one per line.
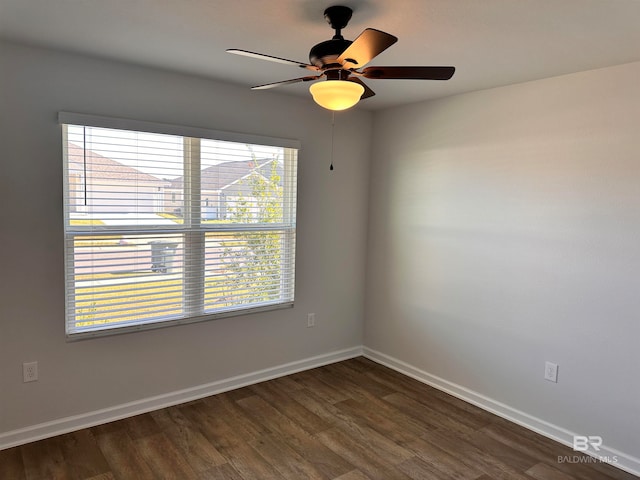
left=227, top=49, right=320, bottom=72
left=251, top=75, right=321, bottom=90
left=361, top=66, right=455, bottom=80
left=337, top=28, right=398, bottom=67
left=348, top=77, right=375, bottom=99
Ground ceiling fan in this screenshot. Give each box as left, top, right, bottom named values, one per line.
left=227, top=5, right=455, bottom=110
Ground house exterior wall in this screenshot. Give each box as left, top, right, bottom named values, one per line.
left=162, top=188, right=223, bottom=218
left=81, top=182, right=160, bottom=214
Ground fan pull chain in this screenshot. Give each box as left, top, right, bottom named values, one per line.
left=330, top=111, right=335, bottom=171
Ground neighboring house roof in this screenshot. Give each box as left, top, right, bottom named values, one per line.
left=67, top=143, right=165, bottom=185
left=168, top=158, right=282, bottom=191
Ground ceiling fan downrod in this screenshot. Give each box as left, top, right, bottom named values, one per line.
left=324, top=5, right=353, bottom=40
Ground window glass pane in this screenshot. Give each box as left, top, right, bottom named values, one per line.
left=203, top=230, right=295, bottom=312
left=63, top=121, right=297, bottom=338
left=68, top=233, right=184, bottom=332
left=66, top=125, right=183, bottom=225
left=200, top=139, right=286, bottom=224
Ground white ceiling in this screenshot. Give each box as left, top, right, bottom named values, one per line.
left=2, top=0, right=640, bottom=110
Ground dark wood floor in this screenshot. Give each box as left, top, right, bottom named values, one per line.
left=0, top=357, right=637, bottom=480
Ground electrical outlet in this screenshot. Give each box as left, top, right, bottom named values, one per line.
left=544, top=361, right=558, bottom=383
left=307, top=313, right=316, bottom=328
left=23, top=361, right=38, bottom=383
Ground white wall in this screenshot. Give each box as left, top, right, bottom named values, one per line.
left=0, top=40, right=371, bottom=435
left=366, top=62, right=640, bottom=464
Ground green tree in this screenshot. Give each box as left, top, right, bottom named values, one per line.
left=222, top=156, right=283, bottom=305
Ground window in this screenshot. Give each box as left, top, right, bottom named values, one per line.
left=60, top=113, right=298, bottom=338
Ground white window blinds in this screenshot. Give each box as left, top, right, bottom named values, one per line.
left=60, top=114, right=298, bottom=338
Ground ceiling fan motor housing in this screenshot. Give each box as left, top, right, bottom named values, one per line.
left=310, top=5, right=354, bottom=68
left=309, top=38, right=352, bottom=68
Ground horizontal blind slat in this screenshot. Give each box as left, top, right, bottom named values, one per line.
left=63, top=122, right=297, bottom=336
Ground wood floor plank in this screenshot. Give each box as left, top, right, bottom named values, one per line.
left=396, top=455, right=463, bottom=480
left=249, top=434, right=329, bottom=480
left=333, top=470, right=373, bottom=480
left=92, top=412, right=161, bottom=441
left=347, top=420, right=415, bottom=466
left=289, top=368, right=353, bottom=404
left=371, top=372, right=495, bottom=432
left=267, top=373, right=305, bottom=392
left=179, top=399, right=262, bottom=451
left=151, top=406, right=227, bottom=472
left=135, top=432, right=199, bottom=479
left=217, top=443, right=283, bottom=480
left=58, top=430, right=111, bottom=479
left=250, top=378, right=330, bottom=435
left=21, top=437, right=71, bottom=480
left=235, top=394, right=308, bottom=438
left=93, top=430, right=155, bottom=480
left=238, top=388, right=412, bottom=474
left=0, top=447, right=26, bottom=480
left=322, top=361, right=397, bottom=399
left=401, top=436, right=483, bottom=479
left=315, top=426, right=413, bottom=480
left=195, top=463, right=245, bottom=480
left=333, top=397, right=427, bottom=445
left=288, top=387, right=345, bottom=426
left=383, top=392, right=482, bottom=436
left=363, top=361, right=497, bottom=423
left=340, top=356, right=378, bottom=373
left=85, top=473, right=116, bottom=480
left=464, top=427, right=540, bottom=473
left=480, top=420, right=573, bottom=460
left=526, top=462, right=578, bottom=480
left=204, top=393, right=270, bottom=440
left=322, top=408, right=414, bottom=467
left=221, top=385, right=259, bottom=402
left=236, top=394, right=355, bottom=479
left=420, top=428, right=539, bottom=480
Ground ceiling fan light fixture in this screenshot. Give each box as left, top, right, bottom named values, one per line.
left=228, top=5, right=455, bottom=107
left=309, top=80, right=364, bottom=111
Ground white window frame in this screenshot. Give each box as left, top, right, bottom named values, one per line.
left=59, top=112, right=299, bottom=340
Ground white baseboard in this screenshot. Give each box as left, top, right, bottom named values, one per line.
left=362, top=347, right=640, bottom=478
left=0, top=346, right=363, bottom=451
